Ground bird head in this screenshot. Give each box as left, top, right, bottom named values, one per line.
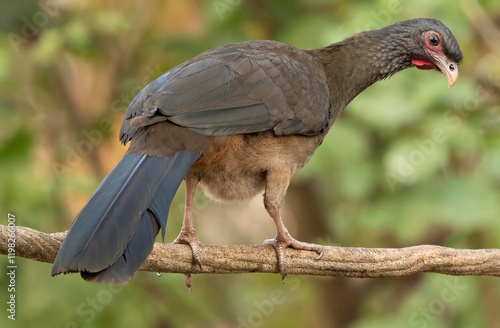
left=401, top=18, right=463, bottom=87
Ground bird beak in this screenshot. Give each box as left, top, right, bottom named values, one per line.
left=431, top=54, right=459, bottom=88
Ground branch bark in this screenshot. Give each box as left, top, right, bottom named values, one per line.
left=1, top=224, right=499, bottom=277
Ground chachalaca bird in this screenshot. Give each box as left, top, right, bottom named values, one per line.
left=52, top=18, right=463, bottom=284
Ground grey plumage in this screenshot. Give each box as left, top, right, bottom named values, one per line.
left=53, top=18, right=463, bottom=284
left=52, top=151, right=199, bottom=283
left=120, top=41, right=330, bottom=142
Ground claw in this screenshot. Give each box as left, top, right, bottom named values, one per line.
left=264, top=234, right=323, bottom=282
left=174, top=228, right=203, bottom=269
left=184, top=274, right=192, bottom=294
left=188, top=239, right=203, bottom=270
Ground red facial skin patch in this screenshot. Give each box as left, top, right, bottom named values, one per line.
left=411, top=56, right=435, bottom=70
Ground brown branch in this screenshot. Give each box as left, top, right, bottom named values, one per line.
left=1, top=224, right=500, bottom=277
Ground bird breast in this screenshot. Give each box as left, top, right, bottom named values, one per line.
left=189, top=132, right=323, bottom=202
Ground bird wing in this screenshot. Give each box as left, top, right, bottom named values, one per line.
left=120, top=40, right=330, bottom=143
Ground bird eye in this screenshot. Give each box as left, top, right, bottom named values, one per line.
left=428, top=33, right=440, bottom=46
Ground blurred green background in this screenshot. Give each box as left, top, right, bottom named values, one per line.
left=1, top=0, right=500, bottom=327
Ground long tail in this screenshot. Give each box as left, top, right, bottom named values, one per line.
left=51, top=151, right=199, bottom=284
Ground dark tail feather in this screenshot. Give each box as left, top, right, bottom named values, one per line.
left=52, top=151, right=200, bottom=284
left=80, top=209, right=159, bottom=284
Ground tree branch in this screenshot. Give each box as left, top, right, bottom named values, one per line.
left=1, top=224, right=499, bottom=277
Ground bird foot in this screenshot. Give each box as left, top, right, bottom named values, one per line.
left=264, top=233, right=323, bottom=283
left=173, top=228, right=203, bottom=270
left=174, top=228, right=202, bottom=293
left=184, top=274, right=193, bottom=294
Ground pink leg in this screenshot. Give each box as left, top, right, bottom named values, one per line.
left=263, top=169, right=323, bottom=282
left=173, top=173, right=202, bottom=269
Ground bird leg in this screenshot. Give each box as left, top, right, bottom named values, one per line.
left=173, top=173, right=202, bottom=293
left=173, top=173, right=202, bottom=269
left=263, top=169, right=324, bottom=282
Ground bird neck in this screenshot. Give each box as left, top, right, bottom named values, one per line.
left=307, top=26, right=412, bottom=127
